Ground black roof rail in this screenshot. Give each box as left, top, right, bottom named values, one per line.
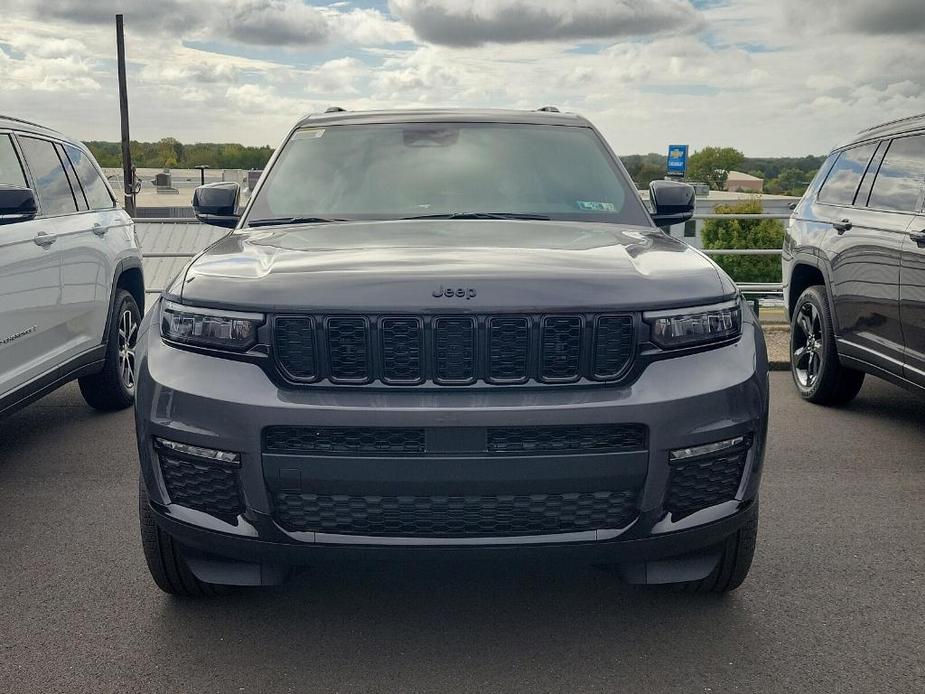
left=857, top=112, right=925, bottom=134
left=324, top=106, right=347, bottom=113
left=0, top=114, right=60, bottom=132
left=536, top=106, right=560, bottom=113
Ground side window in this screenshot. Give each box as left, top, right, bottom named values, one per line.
left=64, top=144, right=115, bottom=210
left=817, top=143, right=877, bottom=206
left=853, top=140, right=889, bottom=207
left=56, top=143, right=88, bottom=211
left=0, top=134, right=27, bottom=187
left=18, top=136, right=78, bottom=216
left=683, top=220, right=696, bottom=237
left=866, top=135, right=925, bottom=213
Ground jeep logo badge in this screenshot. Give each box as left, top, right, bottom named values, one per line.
left=433, top=286, right=477, bottom=300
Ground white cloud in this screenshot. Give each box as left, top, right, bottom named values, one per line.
left=6, top=0, right=408, bottom=49
left=1, top=0, right=924, bottom=158
left=389, top=0, right=704, bottom=46
left=1, top=43, right=102, bottom=93
left=783, top=0, right=925, bottom=36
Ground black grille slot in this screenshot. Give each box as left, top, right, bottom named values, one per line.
left=666, top=448, right=748, bottom=519
left=593, top=315, right=634, bottom=379
left=272, top=312, right=634, bottom=386
left=380, top=318, right=423, bottom=384
left=159, top=456, right=243, bottom=519
left=487, top=424, right=646, bottom=455
left=264, top=426, right=426, bottom=455
left=488, top=317, right=530, bottom=383
left=274, top=317, right=316, bottom=380
left=273, top=490, right=639, bottom=537
left=327, top=317, right=370, bottom=383
left=434, top=317, right=476, bottom=383
left=541, top=317, right=582, bottom=381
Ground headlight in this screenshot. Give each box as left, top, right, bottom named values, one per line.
left=160, top=300, right=263, bottom=351
left=644, top=300, right=741, bottom=349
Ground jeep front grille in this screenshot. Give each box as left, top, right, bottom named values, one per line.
left=272, top=489, right=639, bottom=537
left=263, top=423, right=646, bottom=456
left=272, top=313, right=635, bottom=386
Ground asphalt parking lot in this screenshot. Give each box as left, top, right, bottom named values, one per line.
left=0, top=372, right=922, bottom=693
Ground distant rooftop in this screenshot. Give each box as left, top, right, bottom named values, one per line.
left=726, top=170, right=763, bottom=182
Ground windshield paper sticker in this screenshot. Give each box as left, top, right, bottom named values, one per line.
left=576, top=200, right=616, bottom=211
left=294, top=128, right=325, bottom=140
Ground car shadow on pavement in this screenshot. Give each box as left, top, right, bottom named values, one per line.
left=836, top=380, right=925, bottom=429
left=0, top=387, right=132, bottom=466
left=143, top=554, right=761, bottom=691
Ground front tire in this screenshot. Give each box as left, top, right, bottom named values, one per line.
left=672, top=503, right=759, bottom=594
left=79, top=289, right=140, bottom=411
left=138, top=476, right=231, bottom=597
left=790, top=285, right=864, bottom=405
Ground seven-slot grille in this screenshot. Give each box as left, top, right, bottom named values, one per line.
left=273, top=313, right=634, bottom=386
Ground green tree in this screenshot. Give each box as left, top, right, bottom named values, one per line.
left=766, top=167, right=809, bottom=196
left=634, top=162, right=666, bottom=189
left=700, top=198, right=784, bottom=284
left=84, top=140, right=275, bottom=170
left=687, top=146, right=745, bottom=190
left=621, top=153, right=668, bottom=189
left=157, top=137, right=183, bottom=168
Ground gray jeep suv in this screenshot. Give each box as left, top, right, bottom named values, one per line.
left=135, top=109, right=768, bottom=597
left=784, top=113, right=925, bottom=402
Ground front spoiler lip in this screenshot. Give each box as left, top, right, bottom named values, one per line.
left=148, top=498, right=756, bottom=563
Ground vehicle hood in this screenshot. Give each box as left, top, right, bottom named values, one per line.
left=177, top=220, right=733, bottom=312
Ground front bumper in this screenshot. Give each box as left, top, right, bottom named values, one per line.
left=135, top=301, right=768, bottom=573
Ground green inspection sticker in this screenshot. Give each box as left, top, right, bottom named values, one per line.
left=576, top=200, right=616, bottom=211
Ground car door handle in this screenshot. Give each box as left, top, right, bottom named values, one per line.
left=910, top=230, right=925, bottom=246
left=33, top=232, right=57, bottom=247
left=92, top=222, right=108, bottom=236
left=832, top=219, right=852, bottom=233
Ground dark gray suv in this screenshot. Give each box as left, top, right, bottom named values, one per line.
left=135, top=109, right=769, bottom=597
left=784, top=113, right=925, bottom=403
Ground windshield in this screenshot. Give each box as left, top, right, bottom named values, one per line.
left=243, top=122, right=650, bottom=226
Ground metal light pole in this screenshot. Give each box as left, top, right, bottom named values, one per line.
left=116, top=14, right=136, bottom=216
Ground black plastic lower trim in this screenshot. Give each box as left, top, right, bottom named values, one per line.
left=148, top=497, right=756, bottom=564
left=0, top=345, right=105, bottom=418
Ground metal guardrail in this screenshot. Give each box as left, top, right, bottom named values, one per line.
left=139, top=214, right=790, bottom=296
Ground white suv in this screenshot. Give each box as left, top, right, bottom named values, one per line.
left=0, top=115, right=143, bottom=417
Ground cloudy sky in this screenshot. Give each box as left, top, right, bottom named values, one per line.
left=1, top=0, right=924, bottom=156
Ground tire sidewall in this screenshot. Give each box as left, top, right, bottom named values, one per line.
left=109, top=291, right=141, bottom=401
left=790, top=287, right=832, bottom=399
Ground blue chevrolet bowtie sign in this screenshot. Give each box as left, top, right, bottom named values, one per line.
left=667, top=144, right=688, bottom=176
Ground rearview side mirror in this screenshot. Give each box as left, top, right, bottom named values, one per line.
left=0, top=185, right=39, bottom=225
left=192, top=182, right=241, bottom=229
left=649, top=180, right=695, bottom=228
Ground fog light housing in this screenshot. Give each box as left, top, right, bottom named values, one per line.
left=669, top=435, right=749, bottom=462
left=154, top=437, right=241, bottom=465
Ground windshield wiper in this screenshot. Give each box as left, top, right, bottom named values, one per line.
left=246, top=216, right=346, bottom=227
left=402, top=212, right=551, bottom=221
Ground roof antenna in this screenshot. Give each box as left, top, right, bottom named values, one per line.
left=325, top=106, right=347, bottom=113
left=537, top=106, right=560, bottom=113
